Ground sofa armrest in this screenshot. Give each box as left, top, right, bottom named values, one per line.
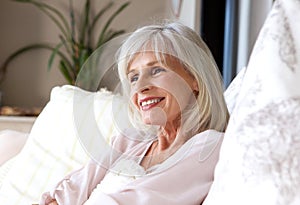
left=0, top=130, right=28, bottom=166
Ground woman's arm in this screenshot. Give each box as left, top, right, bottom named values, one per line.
left=39, top=134, right=122, bottom=205
left=40, top=161, right=107, bottom=205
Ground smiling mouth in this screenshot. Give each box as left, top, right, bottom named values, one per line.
left=140, top=97, right=164, bottom=109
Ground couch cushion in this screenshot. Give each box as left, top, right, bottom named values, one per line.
left=0, top=85, right=129, bottom=204
left=0, top=130, right=28, bottom=166
left=204, top=0, right=300, bottom=205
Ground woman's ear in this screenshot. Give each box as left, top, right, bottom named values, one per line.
left=192, top=80, right=199, bottom=93
left=192, top=80, right=199, bottom=97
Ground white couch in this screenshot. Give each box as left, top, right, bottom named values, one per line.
left=0, top=130, right=28, bottom=166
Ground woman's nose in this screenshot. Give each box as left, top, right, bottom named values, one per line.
left=139, top=85, right=151, bottom=93
left=134, top=76, right=152, bottom=93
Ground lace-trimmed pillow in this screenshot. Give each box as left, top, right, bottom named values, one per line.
left=204, top=0, right=300, bottom=205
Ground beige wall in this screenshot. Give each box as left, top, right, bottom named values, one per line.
left=0, top=0, right=272, bottom=108
left=177, top=0, right=201, bottom=34
left=0, top=0, right=168, bottom=108
left=236, top=0, right=273, bottom=72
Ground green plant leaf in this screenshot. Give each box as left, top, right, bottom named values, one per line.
left=88, top=1, right=113, bottom=39
left=79, top=0, right=90, bottom=45
left=59, top=60, right=73, bottom=84
left=58, top=35, right=72, bottom=57
left=103, top=29, right=126, bottom=44
left=69, top=0, right=76, bottom=47
left=97, top=1, right=130, bottom=47
left=0, top=43, right=73, bottom=84
left=78, top=49, right=89, bottom=69
left=4, top=0, right=130, bottom=85
left=48, top=42, right=65, bottom=71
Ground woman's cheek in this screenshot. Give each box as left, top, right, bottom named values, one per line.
left=131, top=94, right=139, bottom=110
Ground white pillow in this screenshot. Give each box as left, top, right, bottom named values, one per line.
left=0, top=130, right=28, bottom=166
left=0, top=157, right=17, bottom=189
left=223, top=66, right=246, bottom=114
left=0, top=130, right=28, bottom=189
left=204, top=0, right=300, bottom=205
left=0, top=85, right=129, bottom=204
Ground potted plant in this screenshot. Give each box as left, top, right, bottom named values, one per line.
left=0, top=0, right=130, bottom=85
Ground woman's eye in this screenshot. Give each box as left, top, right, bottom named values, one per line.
left=130, top=75, right=139, bottom=83
left=152, top=67, right=166, bottom=75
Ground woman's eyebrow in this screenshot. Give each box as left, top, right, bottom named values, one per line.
left=126, top=61, right=161, bottom=75
left=146, top=60, right=160, bottom=67
left=127, top=69, right=136, bottom=76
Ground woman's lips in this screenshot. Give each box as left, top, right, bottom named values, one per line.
left=139, top=97, right=165, bottom=111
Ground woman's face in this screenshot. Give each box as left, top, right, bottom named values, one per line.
left=127, top=52, right=198, bottom=126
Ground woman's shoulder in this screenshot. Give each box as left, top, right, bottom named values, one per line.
left=187, top=129, right=224, bottom=162
left=193, top=129, right=224, bottom=143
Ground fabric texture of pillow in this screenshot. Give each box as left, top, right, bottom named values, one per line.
left=0, top=130, right=28, bottom=189
left=0, top=85, right=128, bottom=204
left=223, top=66, right=246, bottom=114
left=204, top=0, right=300, bottom=205
left=0, top=157, right=17, bottom=189
left=0, top=130, right=28, bottom=166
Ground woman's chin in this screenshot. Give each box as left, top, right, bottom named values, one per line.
left=141, top=107, right=167, bottom=126
left=143, top=119, right=162, bottom=126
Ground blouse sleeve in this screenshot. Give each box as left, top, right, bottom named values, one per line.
left=39, top=133, right=131, bottom=205
left=39, top=161, right=107, bottom=205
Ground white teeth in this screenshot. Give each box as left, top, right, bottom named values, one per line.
left=141, top=98, right=161, bottom=107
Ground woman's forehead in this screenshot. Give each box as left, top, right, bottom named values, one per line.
left=129, top=52, right=161, bottom=68
left=127, top=52, right=181, bottom=72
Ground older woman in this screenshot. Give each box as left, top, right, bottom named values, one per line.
left=40, top=22, right=229, bottom=205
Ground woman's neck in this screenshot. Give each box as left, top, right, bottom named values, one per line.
left=157, top=127, right=177, bottom=151
left=142, top=120, right=187, bottom=170
left=156, top=120, right=187, bottom=152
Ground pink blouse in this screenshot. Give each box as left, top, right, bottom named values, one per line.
left=40, top=129, right=223, bottom=205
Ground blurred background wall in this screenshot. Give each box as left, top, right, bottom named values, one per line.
left=0, top=0, right=170, bottom=108
left=0, top=0, right=273, bottom=108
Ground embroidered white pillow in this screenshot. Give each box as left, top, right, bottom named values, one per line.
left=204, top=1, right=300, bottom=205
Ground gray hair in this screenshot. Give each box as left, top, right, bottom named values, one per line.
left=116, top=21, right=229, bottom=136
